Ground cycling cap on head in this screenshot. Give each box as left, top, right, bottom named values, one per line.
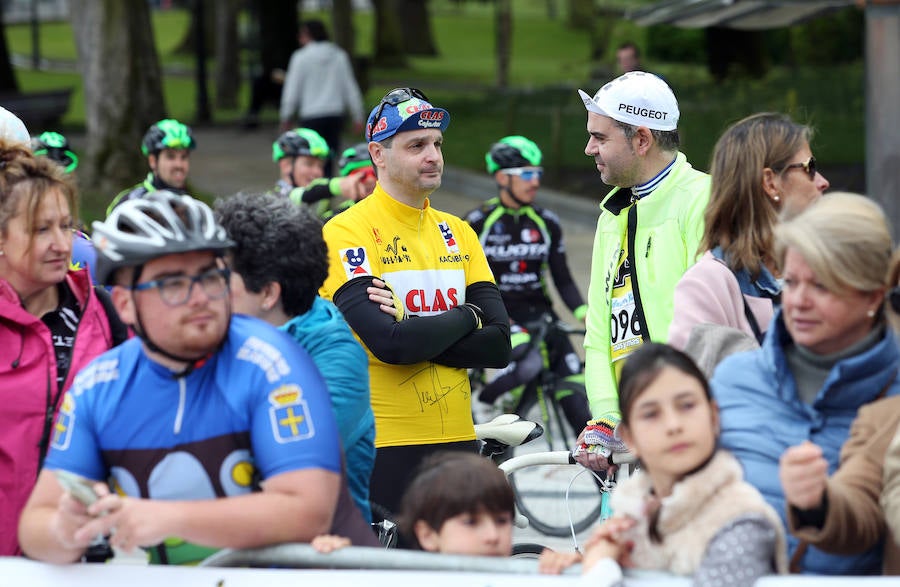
left=91, top=191, right=234, bottom=286
left=486, top=135, right=543, bottom=174
left=338, top=142, right=372, bottom=177
left=578, top=71, right=679, bottom=131
left=272, top=128, right=330, bottom=162
left=32, top=131, right=79, bottom=173
left=0, top=106, right=30, bottom=147
left=365, top=87, right=450, bottom=142
left=141, top=119, right=196, bottom=156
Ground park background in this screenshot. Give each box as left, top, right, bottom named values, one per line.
left=0, top=0, right=866, bottom=221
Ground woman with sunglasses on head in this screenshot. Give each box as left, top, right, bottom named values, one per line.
left=713, top=192, right=898, bottom=575
left=668, top=113, right=829, bottom=374
left=774, top=247, right=900, bottom=575
left=0, top=138, right=126, bottom=556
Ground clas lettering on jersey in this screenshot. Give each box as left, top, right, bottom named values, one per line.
left=406, top=288, right=459, bottom=313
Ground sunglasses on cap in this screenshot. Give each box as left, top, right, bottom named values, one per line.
left=775, top=156, right=817, bottom=181
left=371, top=87, right=431, bottom=127
left=502, top=167, right=543, bottom=181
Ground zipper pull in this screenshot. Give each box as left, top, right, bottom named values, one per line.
left=645, top=235, right=652, bottom=258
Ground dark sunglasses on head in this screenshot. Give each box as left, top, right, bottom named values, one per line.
left=775, top=156, right=817, bottom=181
left=371, top=87, right=431, bottom=127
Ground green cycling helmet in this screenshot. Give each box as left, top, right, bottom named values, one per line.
left=485, top=135, right=542, bottom=174
left=32, top=131, right=79, bottom=173
left=273, top=128, right=329, bottom=162
left=141, top=119, right=196, bottom=156
left=338, top=142, right=372, bottom=177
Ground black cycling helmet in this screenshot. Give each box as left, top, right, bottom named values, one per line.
left=272, top=128, right=329, bottom=162
left=32, top=131, right=79, bottom=173
left=338, top=142, right=372, bottom=177
left=92, top=191, right=233, bottom=286
left=141, top=119, right=196, bottom=157
left=485, top=135, right=542, bottom=173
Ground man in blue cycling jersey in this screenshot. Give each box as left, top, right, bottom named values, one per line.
left=464, top=136, right=591, bottom=433
left=18, top=192, right=372, bottom=565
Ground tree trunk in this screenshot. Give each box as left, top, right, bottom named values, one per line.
left=332, top=0, right=355, bottom=54
left=214, top=0, right=240, bottom=109
left=494, top=0, right=511, bottom=90
left=373, top=0, right=407, bottom=68
left=70, top=0, right=165, bottom=197
left=567, top=0, right=593, bottom=31
left=257, top=0, right=298, bottom=74
left=173, top=0, right=216, bottom=57
left=400, top=0, right=438, bottom=56
left=0, top=10, right=20, bottom=92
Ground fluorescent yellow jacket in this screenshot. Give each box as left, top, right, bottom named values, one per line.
left=584, top=152, right=710, bottom=416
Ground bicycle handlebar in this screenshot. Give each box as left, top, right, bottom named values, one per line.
left=498, top=449, right=636, bottom=477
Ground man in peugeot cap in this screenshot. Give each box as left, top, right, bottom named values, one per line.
left=319, top=88, right=511, bottom=518
left=574, top=72, right=711, bottom=470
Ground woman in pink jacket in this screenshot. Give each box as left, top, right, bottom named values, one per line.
left=0, top=140, right=125, bottom=555
left=668, top=113, right=830, bottom=374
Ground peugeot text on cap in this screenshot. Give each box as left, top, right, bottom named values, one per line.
left=366, top=97, right=451, bottom=143
left=578, top=71, right=679, bottom=131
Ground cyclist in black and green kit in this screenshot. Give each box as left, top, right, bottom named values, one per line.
left=272, top=128, right=370, bottom=221
left=107, top=119, right=196, bottom=216
left=464, top=136, right=591, bottom=433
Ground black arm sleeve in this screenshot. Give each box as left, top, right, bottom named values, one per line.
left=432, top=281, right=511, bottom=369
left=332, top=276, right=478, bottom=365
left=546, top=214, right=586, bottom=313
left=299, top=180, right=333, bottom=204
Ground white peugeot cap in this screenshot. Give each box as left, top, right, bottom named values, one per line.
left=578, top=71, right=679, bottom=131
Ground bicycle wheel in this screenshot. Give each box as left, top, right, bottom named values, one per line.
left=508, top=462, right=605, bottom=537
left=511, top=542, right=548, bottom=558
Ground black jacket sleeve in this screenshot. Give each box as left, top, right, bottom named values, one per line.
left=432, top=281, right=511, bottom=369
left=298, top=180, right=333, bottom=204
left=332, top=276, right=479, bottom=365
left=546, top=213, right=586, bottom=314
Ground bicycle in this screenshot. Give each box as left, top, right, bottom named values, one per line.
left=471, top=314, right=603, bottom=537
left=499, top=449, right=637, bottom=555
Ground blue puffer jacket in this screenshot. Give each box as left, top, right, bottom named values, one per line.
left=282, top=296, right=376, bottom=522
left=712, top=310, right=900, bottom=575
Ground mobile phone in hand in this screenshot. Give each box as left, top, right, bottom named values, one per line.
left=54, top=470, right=99, bottom=506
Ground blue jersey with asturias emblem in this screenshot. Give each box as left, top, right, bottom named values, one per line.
left=45, top=313, right=339, bottom=512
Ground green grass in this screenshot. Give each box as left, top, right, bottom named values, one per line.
left=6, top=5, right=864, bottom=192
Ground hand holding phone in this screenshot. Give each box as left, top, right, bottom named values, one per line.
left=54, top=470, right=100, bottom=507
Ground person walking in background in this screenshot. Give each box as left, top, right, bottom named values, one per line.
left=215, top=191, right=376, bottom=523
left=107, top=119, right=196, bottom=215
left=0, top=140, right=125, bottom=556
left=464, top=135, right=591, bottom=431
left=279, top=19, right=364, bottom=177
left=575, top=72, right=710, bottom=468
left=668, top=113, right=830, bottom=375
left=615, top=42, right=642, bottom=74
left=319, top=87, right=511, bottom=518
left=714, top=193, right=898, bottom=575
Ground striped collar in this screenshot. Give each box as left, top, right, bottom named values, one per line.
left=631, top=155, right=677, bottom=201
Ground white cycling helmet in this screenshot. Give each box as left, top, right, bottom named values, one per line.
left=92, top=191, right=234, bottom=285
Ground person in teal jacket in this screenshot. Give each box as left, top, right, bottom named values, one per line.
left=215, top=191, right=375, bottom=522
left=575, top=72, right=710, bottom=467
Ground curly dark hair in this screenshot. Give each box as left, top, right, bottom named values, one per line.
left=214, top=192, right=327, bottom=317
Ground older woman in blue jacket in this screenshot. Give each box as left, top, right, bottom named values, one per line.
left=712, top=193, right=897, bottom=575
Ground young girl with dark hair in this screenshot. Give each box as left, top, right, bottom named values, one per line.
left=541, top=343, right=786, bottom=585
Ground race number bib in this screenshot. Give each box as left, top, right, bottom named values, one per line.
left=610, top=291, right=642, bottom=363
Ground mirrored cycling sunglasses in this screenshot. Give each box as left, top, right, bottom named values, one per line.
left=502, top=167, right=543, bottom=181
left=775, top=156, right=817, bottom=181
left=372, top=87, right=431, bottom=125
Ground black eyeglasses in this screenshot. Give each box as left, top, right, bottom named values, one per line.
left=131, top=267, right=231, bottom=307
left=775, top=156, right=817, bottom=181
left=370, top=87, right=431, bottom=130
